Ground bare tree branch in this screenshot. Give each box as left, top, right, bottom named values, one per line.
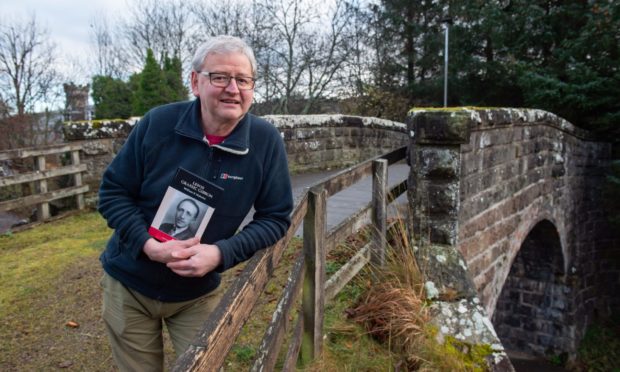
left=0, top=14, right=59, bottom=116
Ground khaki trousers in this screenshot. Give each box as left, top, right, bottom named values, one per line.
left=101, top=273, right=224, bottom=372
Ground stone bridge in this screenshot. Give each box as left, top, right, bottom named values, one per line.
left=407, top=108, right=619, bottom=359
left=64, top=109, right=618, bottom=361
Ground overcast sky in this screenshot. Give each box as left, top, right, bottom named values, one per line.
left=1, top=0, right=130, bottom=82
left=1, top=0, right=128, bottom=52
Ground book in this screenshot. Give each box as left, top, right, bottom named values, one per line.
left=148, top=167, right=224, bottom=242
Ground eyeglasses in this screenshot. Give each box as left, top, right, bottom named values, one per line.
left=198, top=71, right=256, bottom=90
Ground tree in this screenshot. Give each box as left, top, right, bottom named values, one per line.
left=513, top=0, right=620, bottom=133
left=121, top=0, right=193, bottom=69
left=0, top=14, right=59, bottom=116
left=91, top=76, right=133, bottom=119
left=363, top=0, right=620, bottom=133
left=89, top=15, right=128, bottom=78
left=447, top=0, right=522, bottom=107
left=129, top=49, right=188, bottom=116
left=132, top=49, right=167, bottom=116
left=0, top=15, right=62, bottom=149
left=251, top=0, right=358, bottom=114
left=190, top=0, right=255, bottom=39
left=297, top=0, right=358, bottom=114
left=252, top=0, right=316, bottom=114
left=162, top=54, right=188, bottom=102
left=368, top=0, right=443, bottom=99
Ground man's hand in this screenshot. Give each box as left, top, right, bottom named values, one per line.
left=142, top=237, right=200, bottom=264
left=166, top=244, right=222, bottom=277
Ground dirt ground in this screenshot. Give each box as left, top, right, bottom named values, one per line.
left=0, top=256, right=119, bottom=371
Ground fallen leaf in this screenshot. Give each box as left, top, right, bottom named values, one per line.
left=65, top=321, right=79, bottom=328
left=58, top=360, right=73, bottom=368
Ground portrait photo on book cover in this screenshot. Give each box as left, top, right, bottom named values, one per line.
left=155, top=192, right=209, bottom=240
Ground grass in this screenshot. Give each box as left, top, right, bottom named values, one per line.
left=0, top=211, right=397, bottom=371
left=0, top=212, right=114, bottom=371
left=12, top=211, right=613, bottom=371
left=575, top=314, right=620, bottom=371
left=223, top=229, right=398, bottom=371
left=0, top=211, right=492, bottom=371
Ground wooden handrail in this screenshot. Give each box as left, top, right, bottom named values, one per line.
left=0, top=164, right=87, bottom=187
left=0, top=143, right=85, bottom=161
left=0, top=143, right=89, bottom=220
left=173, top=195, right=308, bottom=371
left=173, top=146, right=409, bottom=371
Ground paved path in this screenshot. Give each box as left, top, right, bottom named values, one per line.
left=287, top=162, right=410, bottom=235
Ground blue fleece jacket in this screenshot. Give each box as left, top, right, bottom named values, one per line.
left=98, top=99, right=293, bottom=301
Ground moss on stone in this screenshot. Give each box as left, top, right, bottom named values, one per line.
left=441, top=335, right=494, bottom=372
left=408, top=106, right=497, bottom=114
left=419, top=326, right=494, bottom=371
left=407, top=109, right=473, bottom=144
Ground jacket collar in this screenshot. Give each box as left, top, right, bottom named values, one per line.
left=175, top=98, right=251, bottom=155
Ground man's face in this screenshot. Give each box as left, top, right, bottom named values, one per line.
left=174, top=200, right=198, bottom=229
left=191, top=51, right=254, bottom=131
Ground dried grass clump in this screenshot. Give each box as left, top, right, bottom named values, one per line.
left=350, top=220, right=431, bottom=369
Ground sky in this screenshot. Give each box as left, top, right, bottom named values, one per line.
left=0, top=0, right=130, bottom=81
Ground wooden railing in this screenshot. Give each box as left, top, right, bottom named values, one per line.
left=0, top=143, right=89, bottom=221
left=173, top=146, right=408, bottom=371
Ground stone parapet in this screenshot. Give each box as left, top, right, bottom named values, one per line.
left=63, top=118, right=138, bottom=140
left=62, top=114, right=408, bottom=205
left=265, top=114, right=407, bottom=173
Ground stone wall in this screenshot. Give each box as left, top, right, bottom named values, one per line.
left=63, top=114, right=408, bottom=204
left=63, top=119, right=137, bottom=205
left=265, top=114, right=408, bottom=173
left=406, top=107, right=619, bottom=358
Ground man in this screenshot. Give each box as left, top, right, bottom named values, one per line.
left=98, top=35, right=293, bottom=371
left=158, top=198, right=200, bottom=240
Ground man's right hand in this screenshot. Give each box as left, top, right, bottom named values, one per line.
left=142, top=237, right=200, bottom=264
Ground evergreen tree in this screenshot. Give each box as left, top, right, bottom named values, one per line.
left=513, top=0, right=620, bottom=133
left=132, top=48, right=167, bottom=116
left=163, top=54, right=188, bottom=102
left=91, top=75, right=133, bottom=119
left=448, top=0, right=522, bottom=107
left=369, top=0, right=444, bottom=104
left=367, top=0, right=620, bottom=134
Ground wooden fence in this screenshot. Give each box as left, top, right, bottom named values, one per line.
left=173, top=146, right=408, bottom=371
left=0, top=143, right=89, bottom=221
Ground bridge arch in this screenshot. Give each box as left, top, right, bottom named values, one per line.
left=492, top=219, right=573, bottom=356
left=407, top=107, right=618, bottom=361
left=490, top=212, right=569, bottom=314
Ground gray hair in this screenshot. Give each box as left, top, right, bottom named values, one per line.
left=191, top=35, right=257, bottom=76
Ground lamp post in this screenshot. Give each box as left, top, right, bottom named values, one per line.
left=442, top=16, right=453, bottom=107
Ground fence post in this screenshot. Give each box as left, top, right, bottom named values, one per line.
left=300, top=186, right=327, bottom=366
left=71, top=150, right=85, bottom=210
left=35, top=155, right=50, bottom=220
left=371, top=159, right=388, bottom=266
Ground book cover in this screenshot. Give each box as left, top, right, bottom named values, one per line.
left=148, top=168, right=224, bottom=242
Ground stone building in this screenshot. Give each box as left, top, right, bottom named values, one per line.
left=63, top=83, right=92, bottom=121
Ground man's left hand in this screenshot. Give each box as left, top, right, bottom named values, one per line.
left=166, top=244, right=222, bottom=277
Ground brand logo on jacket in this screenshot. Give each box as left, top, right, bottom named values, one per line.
left=220, top=173, right=244, bottom=181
